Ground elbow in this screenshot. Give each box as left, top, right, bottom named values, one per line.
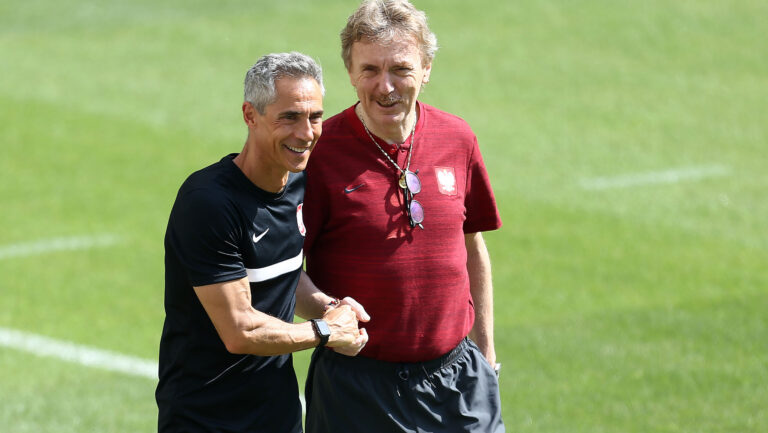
left=221, top=333, right=249, bottom=355
left=224, top=336, right=276, bottom=357
left=224, top=342, right=245, bottom=355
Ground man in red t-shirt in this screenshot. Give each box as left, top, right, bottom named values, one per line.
left=297, top=1, right=504, bottom=431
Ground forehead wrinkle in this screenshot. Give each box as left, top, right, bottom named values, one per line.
left=353, top=39, right=422, bottom=68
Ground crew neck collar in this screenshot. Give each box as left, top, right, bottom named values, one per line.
left=222, top=153, right=289, bottom=201
left=346, top=102, right=425, bottom=150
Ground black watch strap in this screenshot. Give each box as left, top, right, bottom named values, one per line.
left=310, top=319, right=331, bottom=347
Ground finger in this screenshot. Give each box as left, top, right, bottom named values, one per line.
left=356, top=328, right=369, bottom=346
left=341, top=297, right=371, bottom=322
left=331, top=340, right=362, bottom=357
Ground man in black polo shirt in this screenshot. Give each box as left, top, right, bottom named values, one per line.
left=156, top=52, right=369, bottom=432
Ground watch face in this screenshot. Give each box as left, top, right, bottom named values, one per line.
left=315, top=319, right=331, bottom=337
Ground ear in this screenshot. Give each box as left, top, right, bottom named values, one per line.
left=242, top=102, right=258, bottom=128
left=422, top=62, right=433, bottom=84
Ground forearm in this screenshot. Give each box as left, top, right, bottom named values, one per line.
left=194, top=278, right=322, bottom=356
left=222, top=305, right=364, bottom=356
left=466, top=232, right=496, bottom=365
left=231, top=314, right=320, bottom=356
left=295, top=271, right=337, bottom=319
left=195, top=277, right=366, bottom=357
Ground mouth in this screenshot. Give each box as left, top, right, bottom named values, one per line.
left=375, top=94, right=402, bottom=108
left=284, top=144, right=310, bottom=154
left=376, top=100, right=399, bottom=108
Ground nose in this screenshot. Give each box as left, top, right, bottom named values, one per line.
left=376, top=72, right=395, bottom=94
left=294, top=118, right=314, bottom=142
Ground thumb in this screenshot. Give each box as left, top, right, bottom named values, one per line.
left=342, top=297, right=371, bottom=322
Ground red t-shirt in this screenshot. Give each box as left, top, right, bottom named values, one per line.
left=304, top=102, right=502, bottom=362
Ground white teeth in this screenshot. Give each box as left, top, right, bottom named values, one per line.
left=285, top=144, right=308, bottom=153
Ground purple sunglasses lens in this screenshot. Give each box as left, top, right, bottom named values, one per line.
left=409, top=200, right=424, bottom=224
left=405, top=171, right=421, bottom=194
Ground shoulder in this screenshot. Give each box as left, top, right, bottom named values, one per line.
left=319, top=107, right=353, bottom=134
left=309, top=107, right=357, bottom=168
left=178, top=167, right=231, bottom=207
left=418, top=103, right=478, bottom=160
left=420, top=102, right=475, bottom=136
left=171, top=160, right=240, bottom=224
left=316, top=105, right=359, bottom=147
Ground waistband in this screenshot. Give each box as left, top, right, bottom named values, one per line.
left=319, top=337, right=471, bottom=375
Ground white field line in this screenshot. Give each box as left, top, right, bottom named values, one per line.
left=579, top=165, right=731, bottom=190
left=0, top=327, right=307, bottom=408
left=0, top=326, right=157, bottom=379
left=0, top=234, right=121, bottom=260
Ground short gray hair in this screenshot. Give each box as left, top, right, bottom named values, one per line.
left=340, top=0, right=438, bottom=70
left=244, top=52, right=324, bottom=114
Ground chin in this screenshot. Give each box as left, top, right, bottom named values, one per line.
left=372, top=111, right=406, bottom=124
left=366, top=101, right=401, bottom=114
left=286, top=159, right=310, bottom=173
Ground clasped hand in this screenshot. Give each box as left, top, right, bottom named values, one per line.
left=322, top=299, right=370, bottom=356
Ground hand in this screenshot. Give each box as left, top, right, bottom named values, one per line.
left=339, top=296, right=371, bottom=322
left=468, top=330, right=496, bottom=367
left=476, top=339, right=497, bottom=367
left=332, top=328, right=368, bottom=357
left=322, top=305, right=368, bottom=356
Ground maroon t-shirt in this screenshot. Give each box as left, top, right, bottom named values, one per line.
left=304, top=102, right=501, bottom=362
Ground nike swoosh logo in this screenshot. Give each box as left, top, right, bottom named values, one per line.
left=344, top=183, right=365, bottom=194
left=252, top=228, right=269, bottom=243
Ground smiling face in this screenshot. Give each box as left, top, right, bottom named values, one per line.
left=243, top=76, right=323, bottom=180
left=348, top=35, right=431, bottom=141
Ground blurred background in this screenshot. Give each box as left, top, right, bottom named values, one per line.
left=1, top=0, right=766, bottom=431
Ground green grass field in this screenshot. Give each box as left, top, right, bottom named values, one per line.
left=2, top=0, right=766, bottom=431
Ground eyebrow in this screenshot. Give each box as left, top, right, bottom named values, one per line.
left=360, top=60, right=414, bottom=70
left=278, top=109, right=324, bottom=118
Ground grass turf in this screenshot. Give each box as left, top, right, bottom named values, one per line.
left=1, top=0, right=766, bottom=431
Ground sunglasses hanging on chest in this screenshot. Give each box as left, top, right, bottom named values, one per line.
left=360, top=119, right=425, bottom=229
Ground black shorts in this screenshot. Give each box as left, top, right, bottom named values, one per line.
left=305, top=338, right=504, bottom=433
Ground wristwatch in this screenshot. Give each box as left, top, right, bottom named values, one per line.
left=310, top=319, right=331, bottom=347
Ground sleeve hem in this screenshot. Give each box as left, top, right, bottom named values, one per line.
left=189, top=271, right=248, bottom=288
left=463, top=218, right=503, bottom=234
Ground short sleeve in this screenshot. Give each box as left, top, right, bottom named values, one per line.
left=463, top=135, right=502, bottom=233
left=166, top=187, right=247, bottom=286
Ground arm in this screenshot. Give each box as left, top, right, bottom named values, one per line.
left=194, top=276, right=364, bottom=356
left=295, top=271, right=338, bottom=320
left=294, top=270, right=371, bottom=356
left=465, top=231, right=497, bottom=366
left=295, top=270, right=371, bottom=322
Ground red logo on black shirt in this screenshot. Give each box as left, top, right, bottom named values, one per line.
left=297, top=203, right=306, bottom=236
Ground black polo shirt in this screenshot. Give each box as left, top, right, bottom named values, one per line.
left=157, top=154, right=305, bottom=432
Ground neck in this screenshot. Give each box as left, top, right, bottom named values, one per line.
left=233, top=145, right=289, bottom=193
left=355, top=104, right=417, bottom=144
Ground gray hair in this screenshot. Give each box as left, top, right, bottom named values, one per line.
left=244, top=52, right=324, bottom=114
left=340, top=0, right=438, bottom=70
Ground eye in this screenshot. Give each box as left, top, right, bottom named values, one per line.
left=395, top=66, right=413, bottom=75
left=361, top=65, right=377, bottom=75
